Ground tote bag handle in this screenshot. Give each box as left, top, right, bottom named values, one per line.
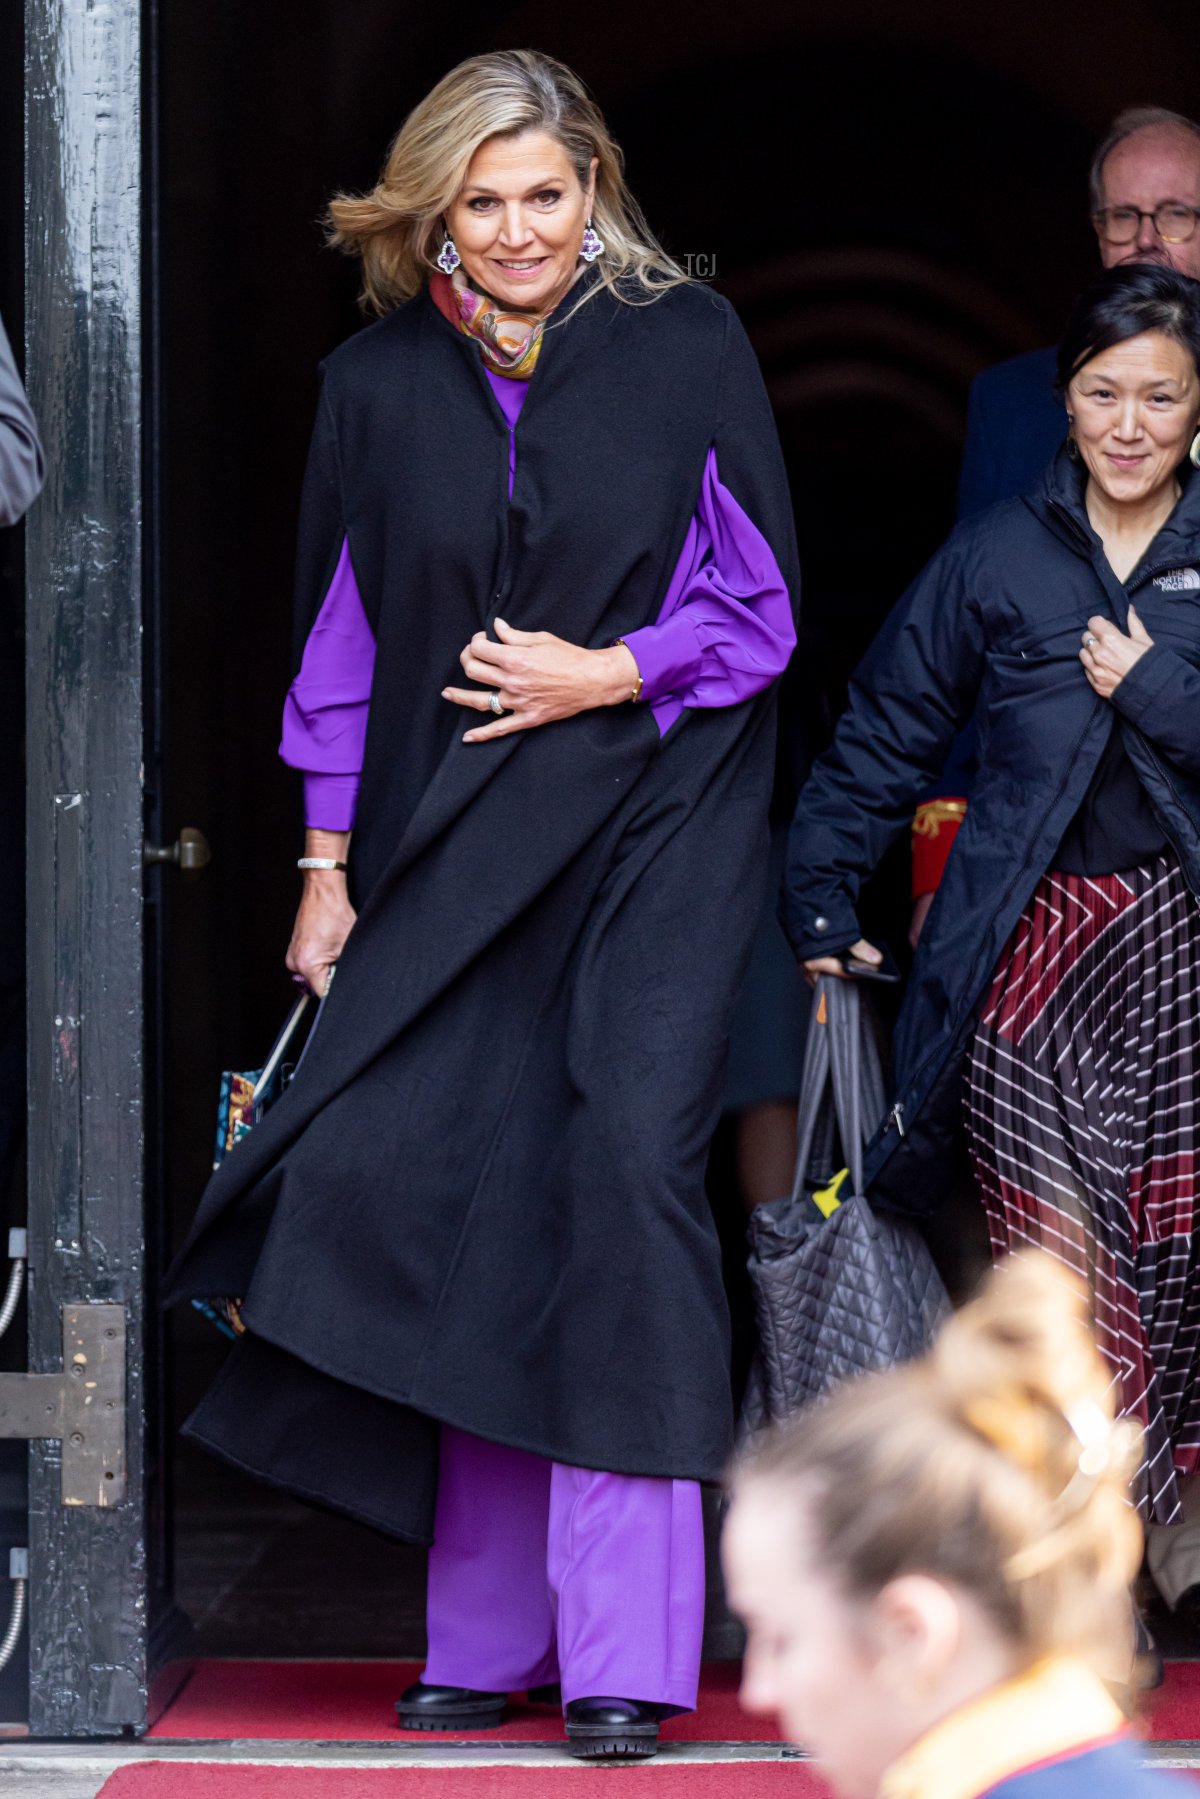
left=249, top=966, right=336, bottom=1104
left=789, top=976, right=887, bottom=1203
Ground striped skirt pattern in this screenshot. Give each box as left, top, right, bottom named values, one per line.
left=965, top=856, right=1200, bottom=1523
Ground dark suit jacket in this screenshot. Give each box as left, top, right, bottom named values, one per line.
left=956, top=346, right=1064, bottom=519
left=917, top=348, right=1066, bottom=819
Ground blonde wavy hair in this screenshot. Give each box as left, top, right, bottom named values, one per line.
left=736, top=1252, right=1143, bottom=1668
left=327, top=49, right=690, bottom=318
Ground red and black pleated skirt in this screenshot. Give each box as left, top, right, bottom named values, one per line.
left=966, top=854, right=1200, bottom=1523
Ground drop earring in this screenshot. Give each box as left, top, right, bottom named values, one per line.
left=580, top=217, right=605, bottom=263
left=1066, top=416, right=1080, bottom=462
left=436, top=235, right=461, bottom=274
left=1190, top=429, right=1200, bottom=470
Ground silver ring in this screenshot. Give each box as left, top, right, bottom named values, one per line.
left=488, top=690, right=504, bottom=716
left=1083, top=633, right=1098, bottom=648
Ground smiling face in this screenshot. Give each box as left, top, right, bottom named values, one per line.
left=1067, top=329, right=1200, bottom=508
left=444, top=129, right=597, bottom=316
left=723, top=1483, right=916, bottom=1799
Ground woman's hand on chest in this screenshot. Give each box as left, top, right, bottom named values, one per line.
left=443, top=618, right=641, bottom=741
left=1079, top=605, right=1154, bottom=699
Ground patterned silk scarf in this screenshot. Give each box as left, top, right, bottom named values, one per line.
left=449, top=268, right=544, bottom=380
left=429, top=264, right=589, bottom=382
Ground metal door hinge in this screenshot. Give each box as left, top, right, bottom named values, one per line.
left=0, top=1304, right=126, bottom=1506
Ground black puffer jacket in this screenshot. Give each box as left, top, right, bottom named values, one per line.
left=782, top=448, right=1200, bottom=1215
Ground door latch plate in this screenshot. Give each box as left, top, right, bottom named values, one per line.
left=0, top=1304, right=126, bottom=1505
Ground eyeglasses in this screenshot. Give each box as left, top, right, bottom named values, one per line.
left=1092, top=202, right=1200, bottom=246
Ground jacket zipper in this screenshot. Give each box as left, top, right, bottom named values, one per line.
left=1132, top=736, right=1197, bottom=892
left=1042, top=524, right=1200, bottom=884
left=1116, top=556, right=1200, bottom=893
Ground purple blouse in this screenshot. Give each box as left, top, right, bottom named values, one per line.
left=282, top=365, right=795, bottom=830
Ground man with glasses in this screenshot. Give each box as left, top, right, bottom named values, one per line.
left=956, top=105, right=1200, bottom=517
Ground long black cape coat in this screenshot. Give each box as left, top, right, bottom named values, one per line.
left=166, top=274, right=801, bottom=1543
left=782, top=449, right=1200, bottom=1217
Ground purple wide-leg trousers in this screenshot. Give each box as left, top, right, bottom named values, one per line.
left=423, top=1425, right=706, bottom=1712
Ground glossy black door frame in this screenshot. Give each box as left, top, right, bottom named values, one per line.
left=23, top=0, right=172, bottom=1735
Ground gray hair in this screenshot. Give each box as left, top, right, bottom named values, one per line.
left=1088, top=105, right=1200, bottom=213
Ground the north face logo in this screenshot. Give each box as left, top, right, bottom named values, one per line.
left=1154, top=568, right=1200, bottom=592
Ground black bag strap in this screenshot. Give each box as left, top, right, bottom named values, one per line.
left=250, top=993, right=312, bottom=1103
left=790, top=976, right=886, bottom=1203
left=250, top=965, right=338, bottom=1105
left=290, top=964, right=335, bottom=1082
left=789, top=984, right=832, bottom=1203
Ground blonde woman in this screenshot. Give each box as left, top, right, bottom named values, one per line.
left=167, top=49, right=798, bottom=1760
left=725, top=1254, right=1178, bottom=1799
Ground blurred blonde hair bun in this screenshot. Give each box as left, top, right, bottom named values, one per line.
left=738, top=1251, right=1143, bottom=1667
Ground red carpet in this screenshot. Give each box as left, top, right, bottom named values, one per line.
left=1141, top=1663, right=1200, bottom=1741
left=150, top=1660, right=781, bottom=1743
left=102, top=1766, right=832, bottom=1797
left=148, top=1657, right=1200, bottom=1746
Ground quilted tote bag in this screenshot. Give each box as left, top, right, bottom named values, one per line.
left=744, top=974, right=950, bottom=1424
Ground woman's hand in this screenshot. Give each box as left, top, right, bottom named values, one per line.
left=286, top=870, right=357, bottom=996
left=443, top=618, right=640, bottom=742
left=802, top=939, right=882, bottom=988
left=1080, top=606, right=1153, bottom=699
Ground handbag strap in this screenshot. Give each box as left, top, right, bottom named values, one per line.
left=789, top=980, right=833, bottom=1203
left=251, top=993, right=312, bottom=1102
left=249, top=968, right=338, bottom=1103
left=827, top=977, right=886, bottom=1197
left=790, top=976, right=886, bottom=1202
left=290, top=967, right=335, bottom=1081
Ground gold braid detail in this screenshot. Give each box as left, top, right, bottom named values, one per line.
left=913, top=799, right=968, bottom=838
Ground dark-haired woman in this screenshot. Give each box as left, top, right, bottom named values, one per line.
left=167, top=49, right=798, bottom=1761
left=782, top=264, right=1200, bottom=1552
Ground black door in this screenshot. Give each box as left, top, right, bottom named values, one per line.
left=18, top=0, right=188, bottom=1735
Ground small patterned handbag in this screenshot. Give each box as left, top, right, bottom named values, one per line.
left=193, top=988, right=319, bottom=1340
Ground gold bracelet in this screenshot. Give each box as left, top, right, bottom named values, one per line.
left=615, top=639, right=644, bottom=703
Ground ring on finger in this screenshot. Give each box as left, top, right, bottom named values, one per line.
left=1083, top=633, right=1098, bottom=648
left=488, top=690, right=506, bottom=716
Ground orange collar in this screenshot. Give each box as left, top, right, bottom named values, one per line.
left=878, top=1660, right=1126, bottom=1799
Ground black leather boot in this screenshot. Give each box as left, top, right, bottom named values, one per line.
left=395, top=1681, right=508, bottom=1730
left=564, top=1696, right=661, bottom=1760
left=395, top=1679, right=563, bottom=1731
